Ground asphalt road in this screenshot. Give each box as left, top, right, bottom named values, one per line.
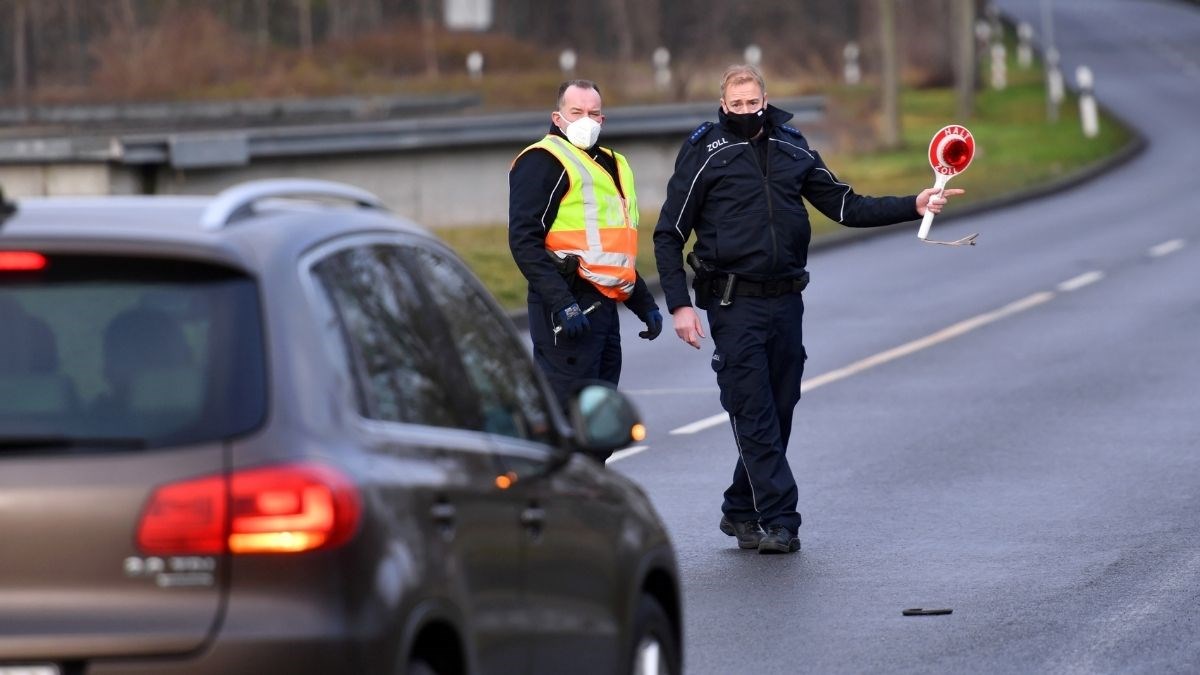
left=602, top=1, right=1200, bottom=672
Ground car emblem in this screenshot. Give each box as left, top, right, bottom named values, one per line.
left=124, top=555, right=217, bottom=587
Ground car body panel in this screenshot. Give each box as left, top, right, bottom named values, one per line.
left=0, top=444, right=226, bottom=660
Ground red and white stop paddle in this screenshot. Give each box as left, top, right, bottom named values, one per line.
left=918, top=124, right=978, bottom=246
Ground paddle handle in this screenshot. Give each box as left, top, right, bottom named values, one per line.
left=917, top=173, right=951, bottom=240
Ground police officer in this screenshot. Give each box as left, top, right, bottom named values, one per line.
left=509, top=80, right=663, bottom=412
left=654, top=65, right=961, bottom=553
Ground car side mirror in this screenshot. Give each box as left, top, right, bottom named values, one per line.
left=567, top=382, right=645, bottom=457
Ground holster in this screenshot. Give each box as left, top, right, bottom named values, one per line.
left=548, top=251, right=582, bottom=292
left=686, top=252, right=717, bottom=310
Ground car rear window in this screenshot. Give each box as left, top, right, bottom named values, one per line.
left=0, top=253, right=267, bottom=450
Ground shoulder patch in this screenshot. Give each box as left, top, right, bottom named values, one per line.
left=688, top=121, right=715, bottom=145
left=780, top=125, right=804, bottom=138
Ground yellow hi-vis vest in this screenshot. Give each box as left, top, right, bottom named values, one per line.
left=517, top=134, right=639, bottom=301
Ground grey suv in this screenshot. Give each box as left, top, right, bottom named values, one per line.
left=0, top=180, right=680, bottom=675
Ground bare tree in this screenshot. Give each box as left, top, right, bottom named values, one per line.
left=297, top=0, right=314, bottom=56
left=955, top=0, right=977, bottom=119
left=608, top=0, right=635, bottom=65
left=65, top=0, right=88, bottom=85
left=419, top=0, right=440, bottom=78
left=878, top=0, right=901, bottom=149
left=118, top=0, right=136, bottom=30
left=12, top=0, right=29, bottom=103
left=253, top=0, right=270, bottom=63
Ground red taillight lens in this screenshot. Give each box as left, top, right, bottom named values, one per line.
left=137, top=475, right=227, bottom=555
left=0, top=251, right=47, bottom=271
left=228, top=463, right=361, bottom=553
left=137, top=463, right=361, bottom=555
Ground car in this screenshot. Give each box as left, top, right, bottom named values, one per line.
left=0, top=179, right=681, bottom=675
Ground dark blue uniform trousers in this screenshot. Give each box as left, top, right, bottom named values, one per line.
left=708, top=293, right=806, bottom=533
left=529, top=297, right=622, bottom=409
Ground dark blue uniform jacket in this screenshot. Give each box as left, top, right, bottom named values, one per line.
left=654, top=105, right=920, bottom=311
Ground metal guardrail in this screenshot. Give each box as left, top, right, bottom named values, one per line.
left=0, top=93, right=481, bottom=129
left=0, top=96, right=825, bottom=170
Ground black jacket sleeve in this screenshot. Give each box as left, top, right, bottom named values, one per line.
left=508, top=148, right=576, bottom=313
left=801, top=149, right=920, bottom=227
left=623, top=273, right=658, bottom=320
left=653, top=139, right=707, bottom=312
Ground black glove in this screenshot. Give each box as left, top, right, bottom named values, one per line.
left=638, top=308, right=663, bottom=340
left=555, top=302, right=591, bottom=339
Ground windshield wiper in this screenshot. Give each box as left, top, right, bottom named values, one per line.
left=0, top=436, right=148, bottom=451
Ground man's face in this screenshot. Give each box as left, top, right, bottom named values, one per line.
left=553, top=85, right=604, bottom=130
left=721, top=80, right=766, bottom=115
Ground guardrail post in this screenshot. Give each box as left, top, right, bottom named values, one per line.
left=559, top=49, right=577, bottom=79
left=1017, top=22, right=1034, bottom=68
left=975, top=19, right=992, bottom=51
left=1045, top=47, right=1064, bottom=122
left=843, top=42, right=861, bottom=85
left=466, top=51, right=484, bottom=83
left=743, top=44, right=762, bottom=67
left=990, top=41, right=1007, bottom=90
left=1076, top=65, right=1100, bottom=138
left=653, top=47, right=672, bottom=92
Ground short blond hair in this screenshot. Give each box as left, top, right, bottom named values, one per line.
left=720, top=64, right=765, bottom=97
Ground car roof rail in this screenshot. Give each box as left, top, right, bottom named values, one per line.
left=200, top=178, right=387, bottom=230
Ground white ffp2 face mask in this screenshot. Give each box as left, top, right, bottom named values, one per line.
left=563, top=116, right=602, bottom=149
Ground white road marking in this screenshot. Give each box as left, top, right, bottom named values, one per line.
left=607, top=445, right=649, bottom=463
left=624, top=387, right=721, bottom=396
left=1148, top=239, right=1185, bottom=257
left=668, top=291, right=1056, bottom=436
left=1057, top=270, right=1105, bottom=292
left=799, top=292, right=1055, bottom=393
left=669, top=412, right=728, bottom=435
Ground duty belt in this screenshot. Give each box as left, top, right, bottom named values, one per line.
left=711, top=271, right=810, bottom=299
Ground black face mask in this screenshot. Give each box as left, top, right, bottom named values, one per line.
left=724, top=107, right=766, bottom=139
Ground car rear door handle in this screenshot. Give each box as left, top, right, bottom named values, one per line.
left=430, top=502, right=456, bottom=526
left=520, top=506, right=546, bottom=528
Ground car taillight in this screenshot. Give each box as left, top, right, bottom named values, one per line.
left=137, top=463, right=361, bottom=555
left=228, top=463, right=361, bottom=554
left=137, top=474, right=226, bottom=554
left=0, top=251, right=47, bottom=271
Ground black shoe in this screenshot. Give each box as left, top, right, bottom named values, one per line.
left=719, top=515, right=765, bottom=549
left=757, top=524, right=800, bottom=554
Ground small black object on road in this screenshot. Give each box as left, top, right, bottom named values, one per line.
left=902, top=608, right=953, bottom=616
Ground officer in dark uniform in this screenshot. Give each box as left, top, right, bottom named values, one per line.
left=653, top=64, right=961, bottom=554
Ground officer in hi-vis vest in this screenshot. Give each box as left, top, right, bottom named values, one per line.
left=509, top=80, right=662, bottom=412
